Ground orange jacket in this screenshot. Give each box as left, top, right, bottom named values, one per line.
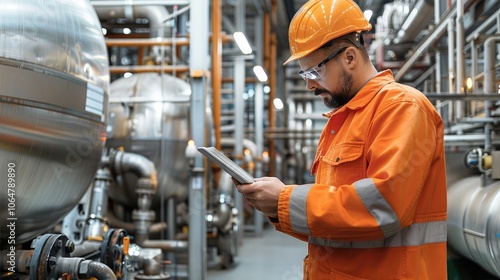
left=273, top=70, right=447, bottom=279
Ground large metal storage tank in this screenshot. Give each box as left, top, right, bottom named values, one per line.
left=0, top=0, right=109, bottom=246
left=106, top=73, right=210, bottom=208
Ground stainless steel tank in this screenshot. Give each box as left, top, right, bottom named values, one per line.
left=106, top=73, right=203, bottom=206
left=0, top=0, right=109, bottom=245
left=447, top=176, right=500, bottom=277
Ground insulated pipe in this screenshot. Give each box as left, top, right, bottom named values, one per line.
left=141, top=239, right=188, bottom=252
left=111, top=151, right=157, bottom=245
left=111, top=151, right=158, bottom=189
left=455, top=0, right=465, bottom=119
left=208, top=202, right=232, bottom=228
left=447, top=19, right=456, bottom=123
left=268, top=1, right=278, bottom=177
left=447, top=177, right=500, bottom=277
left=106, top=210, right=167, bottom=234
left=393, top=0, right=434, bottom=44
left=483, top=35, right=500, bottom=152
left=86, top=168, right=112, bottom=241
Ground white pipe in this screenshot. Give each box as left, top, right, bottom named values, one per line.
left=483, top=35, right=500, bottom=152
left=455, top=0, right=465, bottom=119
left=447, top=19, right=455, bottom=123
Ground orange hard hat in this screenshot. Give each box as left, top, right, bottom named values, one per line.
left=283, top=0, right=372, bottom=65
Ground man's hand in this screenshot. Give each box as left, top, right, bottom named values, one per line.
left=233, top=177, right=285, bottom=218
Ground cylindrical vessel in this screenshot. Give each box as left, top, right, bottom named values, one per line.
left=106, top=73, right=203, bottom=207
left=447, top=176, right=500, bottom=277
left=0, top=0, right=109, bottom=246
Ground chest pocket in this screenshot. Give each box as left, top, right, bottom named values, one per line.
left=317, top=141, right=365, bottom=186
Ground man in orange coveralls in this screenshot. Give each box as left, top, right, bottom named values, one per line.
left=234, top=0, right=447, bottom=279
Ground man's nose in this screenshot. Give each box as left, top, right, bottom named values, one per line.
left=305, top=79, right=317, bottom=91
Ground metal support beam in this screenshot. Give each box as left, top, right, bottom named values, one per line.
left=188, top=0, right=209, bottom=279
left=253, top=12, right=264, bottom=237
left=233, top=0, right=246, bottom=245
left=395, top=4, right=457, bottom=81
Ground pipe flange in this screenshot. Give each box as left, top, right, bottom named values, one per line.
left=132, top=210, right=155, bottom=222
left=30, top=234, right=71, bottom=280
left=100, top=228, right=128, bottom=279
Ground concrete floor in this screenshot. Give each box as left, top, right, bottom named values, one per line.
left=207, top=226, right=308, bottom=280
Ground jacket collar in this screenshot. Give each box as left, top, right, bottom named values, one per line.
left=323, top=69, right=395, bottom=118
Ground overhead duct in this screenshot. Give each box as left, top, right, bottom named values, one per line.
left=93, top=5, right=172, bottom=38
left=393, top=0, right=434, bottom=44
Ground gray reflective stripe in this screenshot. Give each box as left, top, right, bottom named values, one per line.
left=308, top=221, right=447, bottom=248
left=354, top=178, right=401, bottom=237
left=289, top=184, right=313, bottom=235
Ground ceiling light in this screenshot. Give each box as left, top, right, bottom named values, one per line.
left=233, top=31, right=252, bottom=54
left=253, top=65, right=268, bottom=82
left=273, top=98, right=284, bottom=111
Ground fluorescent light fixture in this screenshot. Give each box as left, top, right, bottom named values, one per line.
left=253, top=65, right=268, bottom=82
left=233, top=31, right=252, bottom=54
left=466, top=77, right=473, bottom=90
left=124, top=72, right=133, bottom=78
left=273, top=98, right=284, bottom=111
left=364, top=10, right=373, bottom=21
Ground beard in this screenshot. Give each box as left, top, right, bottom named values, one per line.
left=314, top=70, right=353, bottom=109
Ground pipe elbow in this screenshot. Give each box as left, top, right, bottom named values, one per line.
left=112, top=151, right=158, bottom=191
left=80, top=260, right=117, bottom=280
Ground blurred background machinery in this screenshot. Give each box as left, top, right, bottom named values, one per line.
left=1, top=0, right=499, bottom=279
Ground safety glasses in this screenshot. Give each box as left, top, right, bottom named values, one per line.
left=298, top=46, right=348, bottom=81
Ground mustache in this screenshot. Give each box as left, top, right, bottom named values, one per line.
left=313, top=89, right=330, bottom=96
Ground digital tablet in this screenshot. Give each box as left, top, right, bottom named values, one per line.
left=197, top=146, right=255, bottom=184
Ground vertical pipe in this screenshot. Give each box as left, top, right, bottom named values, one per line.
left=212, top=0, right=222, bottom=150
left=434, top=0, right=442, bottom=114
left=254, top=12, right=264, bottom=236
left=483, top=36, right=500, bottom=152
left=456, top=0, right=465, bottom=119
left=268, top=0, right=277, bottom=177
left=189, top=0, right=209, bottom=279
left=447, top=19, right=455, bottom=122
left=86, top=168, right=112, bottom=241
left=234, top=0, right=246, bottom=246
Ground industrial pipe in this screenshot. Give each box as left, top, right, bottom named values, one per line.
left=111, top=151, right=158, bottom=188
left=393, top=0, right=434, bottom=44
left=80, top=260, right=117, bottom=280
left=447, top=177, right=500, bottom=277
left=483, top=35, right=500, bottom=152
left=141, top=239, right=188, bottom=252
left=111, top=151, right=158, bottom=245
left=86, top=168, right=113, bottom=241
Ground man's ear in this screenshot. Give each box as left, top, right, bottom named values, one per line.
left=344, top=47, right=356, bottom=69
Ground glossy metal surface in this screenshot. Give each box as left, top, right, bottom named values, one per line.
left=0, top=0, right=109, bottom=245
left=447, top=176, right=500, bottom=277
left=106, top=73, right=194, bottom=205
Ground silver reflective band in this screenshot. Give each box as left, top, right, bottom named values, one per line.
left=289, top=184, right=313, bottom=235
left=308, top=221, right=447, bottom=248
left=354, top=178, right=401, bottom=238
